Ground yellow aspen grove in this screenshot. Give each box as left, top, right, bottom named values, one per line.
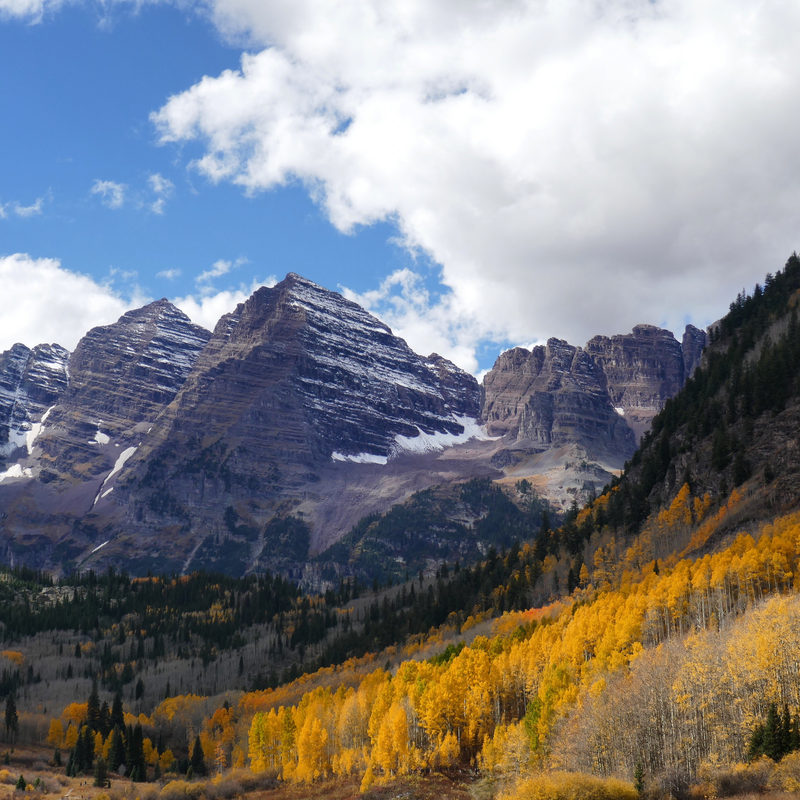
left=295, top=715, right=329, bottom=783
left=46, top=718, right=64, bottom=748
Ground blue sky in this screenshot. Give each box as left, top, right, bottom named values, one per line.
left=3, top=1, right=800, bottom=375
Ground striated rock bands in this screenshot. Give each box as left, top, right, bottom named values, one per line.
left=482, top=338, right=636, bottom=459
left=32, top=300, right=211, bottom=484
left=0, top=343, right=69, bottom=458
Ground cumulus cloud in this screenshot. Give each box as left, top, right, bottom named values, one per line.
left=0, top=253, right=146, bottom=351
left=173, top=275, right=276, bottom=331
left=157, top=268, right=181, bottom=280
left=150, top=0, right=800, bottom=369
left=91, top=179, right=127, bottom=209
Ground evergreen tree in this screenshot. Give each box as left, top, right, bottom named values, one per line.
left=15, top=774, right=25, bottom=791
left=634, top=761, right=645, bottom=794
left=99, top=701, right=111, bottom=737
left=53, top=749, right=61, bottom=767
left=82, top=726, right=95, bottom=771
left=190, top=735, right=206, bottom=776
left=87, top=680, right=101, bottom=733
left=108, top=726, right=126, bottom=773
left=110, top=691, right=124, bottom=730
left=93, top=756, right=109, bottom=788
left=792, top=712, right=800, bottom=752
left=781, top=704, right=792, bottom=758
left=763, top=703, right=780, bottom=760
left=127, top=723, right=145, bottom=782
left=74, top=729, right=87, bottom=773
left=4, top=695, right=18, bottom=742
left=748, top=723, right=765, bottom=760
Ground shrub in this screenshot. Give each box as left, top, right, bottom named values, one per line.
left=499, top=771, right=638, bottom=800
left=158, top=780, right=206, bottom=800
left=770, top=751, right=800, bottom=793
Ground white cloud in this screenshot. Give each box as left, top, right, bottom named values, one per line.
left=12, top=196, right=45, bottom=217
left=157, top=268, right=181, bottom=280
left=91, top=179, right=127, bottom=210
left=173, top=275, right=276, bottom=331
left=147, top=172, right=175, bottom=214
left=151, top=0, right=800, bottom=370
left=196, top=256, right=248, bottom=287
left=0, top=253, right=147, bottom=351
left=0, top=195, right=48, bottom=219
left=0, top=0, right=64, bottom=22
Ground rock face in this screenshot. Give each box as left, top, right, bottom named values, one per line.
left=0, top=343, right=69, bottom=459
left=482, top=324, right=707, bottom=508
left=682, top=324, right=707, bottom=379
left=0, top=301, right=211, bottom=571
left=34, top=299, right=212, bottom=484
left=585, top=324, right=685, bottom=442
left=482, top=338, right=635, bottom=458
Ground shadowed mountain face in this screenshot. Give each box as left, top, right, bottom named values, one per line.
left=0, top=275, right=704, bottom=580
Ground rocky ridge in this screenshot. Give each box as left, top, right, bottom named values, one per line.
left=482, top=324, right=707, bottom=508
left=0, top=275, right=707, bottom=579
left=0, top=343, right=69, bottom=462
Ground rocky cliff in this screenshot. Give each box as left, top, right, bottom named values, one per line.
left=0, top=343, right=69, bottom=461
left=482, top=324, right=706, bottom=508
left=482, top=338, right=635, bottom=456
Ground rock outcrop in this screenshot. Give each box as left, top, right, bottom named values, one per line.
left=682, top=324, right=707, bottom=379
left=482, top=338, right=636, bottom=458
left=0, top=343, right=69, bottom=460
left=585, top=324, right=685, bottom=442
left=482, top=324, right=708, bottom=507
left=33, top=299, right=212, bottom=484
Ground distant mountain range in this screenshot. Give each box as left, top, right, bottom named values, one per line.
left=0, top=273, right=707, bottom=581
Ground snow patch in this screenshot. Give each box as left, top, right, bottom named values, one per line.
left=0, top=463, right=33, bottom=483
left=332, top=451, right=389, bottom=465
left=91, top=429, right=110, bottom=445
left=614, top=407, right=625, bottom=416
left=91, top=540, right=110, bottom=554
left=101, top=487, right=113, bottom=499
left=92, top=446, right=137, bottom=507
left=41, top=406, right=55, bottom=424
left=393, top=415, right=495, bottom=455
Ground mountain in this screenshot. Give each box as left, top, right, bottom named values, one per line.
left=0, top=300, right=211, bottom=568
left=480, top=323, right=705, bottom=510
left=590, top=253, right=800, bottom=543
left=36, top=274, right=490, bottom=576
left=0, top=273, right=706, bottom=580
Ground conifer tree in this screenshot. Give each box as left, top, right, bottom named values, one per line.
left=190, top=735, right=206, bottom=776
left=93, top=756, right=109, bottom=788
left=110, top=691, right=125, bottom=731
left=108, top=726, right=126, bottom=773
left=763, top=703, right=780, bottom=760
left=748, top=724, right=765, bottom=760
left=87, top=680, right=101, bottom=733
left=4, top=695, right=18, bottom=742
